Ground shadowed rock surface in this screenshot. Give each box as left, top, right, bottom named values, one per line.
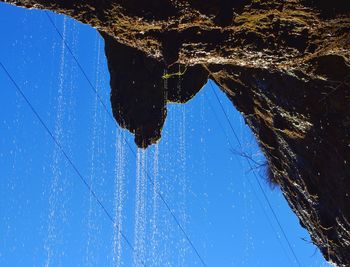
left=102, top=32, right=208, bottom=147
left=1, top=0, right=349, bottom=265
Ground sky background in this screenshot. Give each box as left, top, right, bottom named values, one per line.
left=0, top=3, right=331, bottom=267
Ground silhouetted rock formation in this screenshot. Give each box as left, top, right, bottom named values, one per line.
left=1, top=0, right=349, bottom=265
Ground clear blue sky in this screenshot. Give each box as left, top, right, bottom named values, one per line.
left=0, top=4, right=330, bottom=267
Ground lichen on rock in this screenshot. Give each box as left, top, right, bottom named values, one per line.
left=1, top=0, right=349, bottom=265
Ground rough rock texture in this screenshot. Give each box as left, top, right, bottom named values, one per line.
left=1, top=0, right=349, bottom=265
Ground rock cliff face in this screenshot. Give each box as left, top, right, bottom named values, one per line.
left=1, top=0, right=349, bottom=265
